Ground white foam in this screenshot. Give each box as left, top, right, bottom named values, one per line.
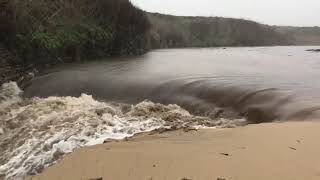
left=0, top=83, right=193, bottom=180
left=0, top=82, right=245, bottom=180
left=0, top=82, right=22, bottom=109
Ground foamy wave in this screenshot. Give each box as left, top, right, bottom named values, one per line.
left=0, top=82, right=246, bottom=180
left=0, top=82, right=22, bottom=109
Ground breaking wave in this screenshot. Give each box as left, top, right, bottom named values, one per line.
left=2, top=47, right=320, bottom=179
left=0, top=82, right=245, bottom=180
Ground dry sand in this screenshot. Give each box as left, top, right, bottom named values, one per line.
left=28, top=122, right=320, bottom=180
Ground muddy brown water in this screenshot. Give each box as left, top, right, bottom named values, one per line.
left=24, top=46, right=320, bottom=123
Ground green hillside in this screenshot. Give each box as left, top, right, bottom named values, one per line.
left=147, top=13, right=292, bottom=48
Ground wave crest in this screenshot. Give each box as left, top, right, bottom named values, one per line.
left=0, top=82, right=245, bottom=180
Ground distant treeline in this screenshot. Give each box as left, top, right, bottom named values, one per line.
left=0, top=0, right=150, bottom=65
left=274, top=26, right=320, bottom=45
left=147, top=13, right=320, bottom=49
left=148, top=13, right=292, bottom=48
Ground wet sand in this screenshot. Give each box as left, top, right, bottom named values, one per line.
left=28, top=122, right=320, bottom=180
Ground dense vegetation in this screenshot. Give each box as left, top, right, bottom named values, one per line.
left=148, top=13, right=292, bottom=48
left=275, top=26, right=320, bottom=45
left=0, top=0, right=150, bottom=65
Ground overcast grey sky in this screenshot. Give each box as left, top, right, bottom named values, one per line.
left=132, top=0, right=319, bottom=26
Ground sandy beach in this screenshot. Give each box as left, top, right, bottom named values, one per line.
left=28, top=121, right=320, bottom=180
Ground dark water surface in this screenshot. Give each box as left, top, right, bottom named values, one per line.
left=25, top=46, right=320, bottom=123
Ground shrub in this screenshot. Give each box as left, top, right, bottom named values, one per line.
left=0, top=0, right=150, bottom=64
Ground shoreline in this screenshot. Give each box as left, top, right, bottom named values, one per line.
left=1, top=45, right=319, bottom=88
left=27, top=121, right=320, bottom=180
